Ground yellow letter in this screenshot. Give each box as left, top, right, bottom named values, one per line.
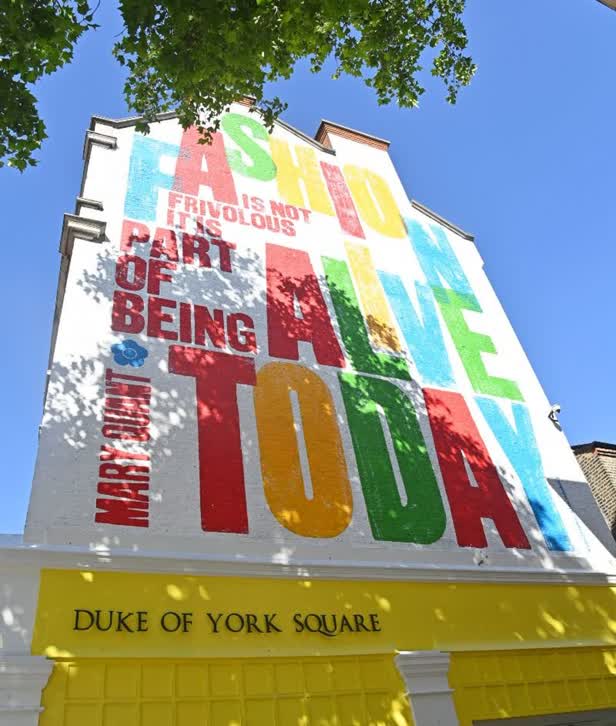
left=345, top=241, right=402, bottom=353
left=270, top=139, right=334, bottom=216
left=254, top=362, right=352, bottom=537
left=344, top=165, right=405, bottom=237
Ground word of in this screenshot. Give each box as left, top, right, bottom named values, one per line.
left=112, top=220, right=256, bottom=351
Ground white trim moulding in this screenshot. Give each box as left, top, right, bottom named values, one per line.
left=1, top=538, right=615, bottom=586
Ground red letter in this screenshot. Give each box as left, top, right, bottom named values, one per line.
left=182, top=234, right=211, bottom=267
left=227, top=313, right=256, bottom=353
left=147, top=296, right=177, bottom=340
left=95, top=498, right=148, bottom=527
left=115, top=255, right=147, bottom=291
left=150, top=228, right=179, bottom=261
left=120, top=219, right=150, bottom=252
left=194, top=306, right=226, bottom=348
left=100, top=444, right=150, bottom=462
left=99, top=463, right=149, bottom=482
left=266, top=243, right=345, bottom=367
left=111, top=291, right=145, bottom=333
left=172, top=128, right=238, bottom=205
left=210, top=238, right=235, bottom=272
left=97, top=482, right=149, bottom=502
left=168, top=346, right=256, bottom=533
left=147, top=259, right=176, bottom=295
left=321, top=162, right=365, bottom=239
left=424, top=388, right=531, bottom=549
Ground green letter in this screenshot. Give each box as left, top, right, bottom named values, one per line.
left=434, top=287, right=523, bottom=401
left=221, top=113, right=276, bottom=181
left=323, top=257, right=410, bottom=380
left=339, top=373, right=446, bottom=543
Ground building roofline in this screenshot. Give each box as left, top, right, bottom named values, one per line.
left=411, top=199, right=475, bottom=241
left=315, top=119, right=390, bottom=150
left=572, top=441, right=616, bottom=455
left=89, top=109, right=336, bottom=155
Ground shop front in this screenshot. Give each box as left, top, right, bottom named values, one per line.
left=1, top=553, right=614, bottom=725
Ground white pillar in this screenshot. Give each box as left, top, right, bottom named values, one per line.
left=0, top=655, right=54, bottom=726
left=395, top=650, right=459, bottom=726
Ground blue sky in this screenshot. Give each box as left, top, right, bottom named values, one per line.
left=1, top=0, right=614, bottom=534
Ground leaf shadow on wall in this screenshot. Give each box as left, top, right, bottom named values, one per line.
left=30, top=230, right=616, bottom=584
left=27, top=230, right=616, bottom=721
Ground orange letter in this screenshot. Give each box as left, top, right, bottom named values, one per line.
left=254, top=362, right=352, bottom=537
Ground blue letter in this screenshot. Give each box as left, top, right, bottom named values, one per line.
left=476, top=397, right=571, bottom=551
left=124, top=134, right=179, bottom=221
left=379, top=272, right=455, bottom=389
left=406, top=217, right=473, bottom=296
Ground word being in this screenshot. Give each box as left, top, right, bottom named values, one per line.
left=166, top=191, right=304, bottom=237
left=95, top=369, right=152, bottom=527
left=112, top=220, right=257, bottom=352
left=125, top=113, right=403, bottom=239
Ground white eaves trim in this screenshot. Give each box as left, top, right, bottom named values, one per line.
left=0, top=536, right=614, bottom=586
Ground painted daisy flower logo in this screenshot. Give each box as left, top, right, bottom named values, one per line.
left=111, top=339, right=149, bottom=368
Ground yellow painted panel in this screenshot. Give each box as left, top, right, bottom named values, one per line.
left=103, top=703, right=138, bottom=725
left=32, top=570, right=616, bottom=659
left=277, top=696, right=306, bottom=723
left=244, top=662, right=274, bottom=696
left=175, top=662, right=208, bottom=697
left=105, top=662, right=139, bottom=698
left=141, top=702, right=173, bottom=725
left=66, top=661, right=103, bottom=699
left=275, top=661, right=304, bottom=693
left=245, top=698, right=276, bottom=725
left=451, top=646, right=616, bottom=726
left=65, top=703, right=100, bottom=726
left=304, top=661, right=334, bottom=693
left=176, top=701, right=208, bottom=725
left=40, top=655, right=411, bottom=726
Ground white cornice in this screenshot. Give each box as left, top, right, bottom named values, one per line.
left=0, top=538, right=614, bottom=586
left=0, top=655, right=53, bottom=717
left=59, top=213, right=106, bottom=257
left=82, top=129, right=117, bottom=158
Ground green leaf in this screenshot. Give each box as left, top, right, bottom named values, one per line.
left=0, top=0, right=475, bottom=169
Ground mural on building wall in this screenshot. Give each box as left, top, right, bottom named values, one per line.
left=25, top=106, right=616, bottom=571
